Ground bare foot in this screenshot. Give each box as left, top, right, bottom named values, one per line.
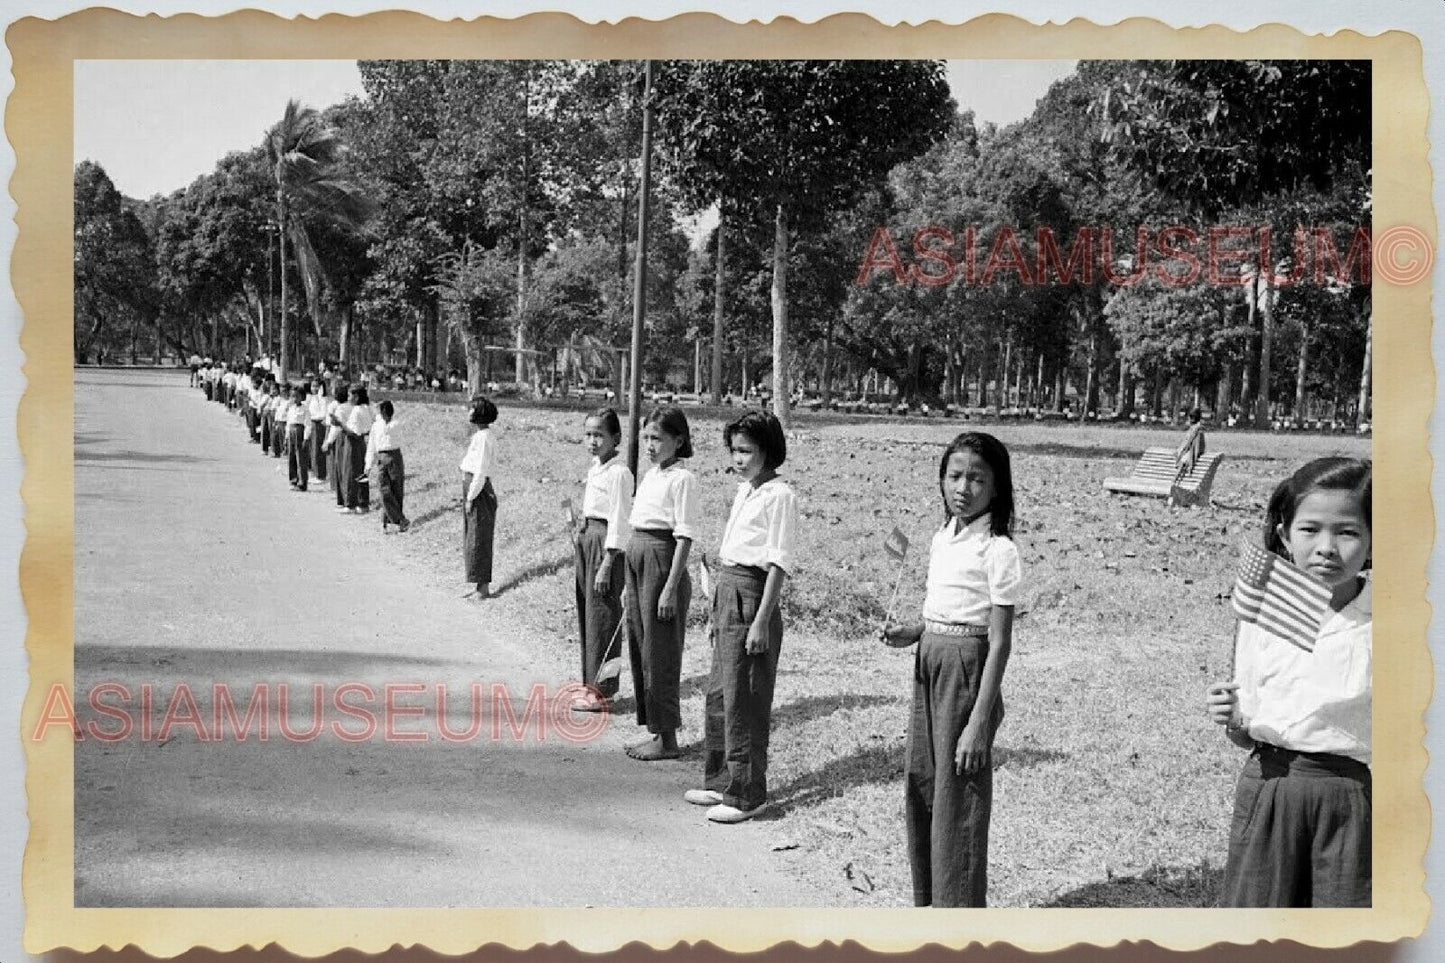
left=625, top=734, right=680, bottom=761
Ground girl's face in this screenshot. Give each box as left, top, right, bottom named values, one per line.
left=1278, top=489, right=1371, bottom=596
left=642, top=421, right=680, bottom=466
left=729, top=432, right=766, bottom=482
left=583, top=417, right=619, bottom=460
left=942, top=450, right=996, bottom=525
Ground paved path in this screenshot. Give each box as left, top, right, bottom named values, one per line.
left=73, top=368, right=835, bottom=907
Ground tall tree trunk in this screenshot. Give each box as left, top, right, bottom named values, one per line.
left=1053, top=363, right=1066, bottom=414
left=1356, top=296, right=1372, bottom=427
left=277, top=191, right=289, bottom=383
left=1216, top=365, right=1233, bottom=422
left=1294, top=320, right=1311, bottom=424
left=515, top=202, right=529, bottom=385
left=770, top=203, right=791, bottom=428
left=1254, top=267, right=1277, bottom=422
left=710, top=206, right=726, bottom=405
left=1084, top=324, right=1100, bottom=415
left=1119, top=365, right=1136, bottom=419
left=339, top=304, right=353, bottom=374
left=821, top=319, right=835, bottom=406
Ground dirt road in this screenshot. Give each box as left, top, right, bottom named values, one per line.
left=72, top=368, right=836, bottom=907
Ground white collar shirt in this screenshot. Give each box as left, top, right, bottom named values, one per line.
left=345, top=404, right=374, bottom=435
left=459, top=428, right=498, bottom=503
left=922, top=513, right=1022, bottom=626
left=718, top=477, right=799, bottom=574
left=286, top=401, right=309, bottom=425
left=582, top=456, right=634, bottom=552
left=307, top=393, right=328, bottom=419
left=628, top=462, right=700, bottom=541
left=1236, top=575, right=1372, bottom=765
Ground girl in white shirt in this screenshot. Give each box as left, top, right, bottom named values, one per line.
left=327, top=383, right=353, bottom=507
left=571, top=408, right=632, bottom=712
left=343, top=386, right=375, bottom=513
left=1207, top=457, right=1372, bottom=907
left=623, top=406, right=700, bottom=761
left=459, top=397, right=500, bottom=598
left=882, top=431, right=1020, bottom=907
left=683, top=410, right=798, bottom=823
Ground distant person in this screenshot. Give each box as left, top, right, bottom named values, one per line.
left=339, top=385, right=373, bottom=514
left=188, top=353, right=201, bottom=386
left=307, top=377, right=329, bottom=485
left=268, top=384, right=286, bottom=459
left=366, top=399, right=409, bottom=533
left=459, top=397, right=500, bottom=599
left=286, top=384, right=312, bottom=492
left=623, top=406, right=700, bottom=762
left=571, top=407, right=632, bottom=712
left=326, top=382, right=353, bottom=508
left=1176, top=408, right=1206, bottom=480
left=1207, top=458, right=1372, bottom=907
left=881, top=431, right=1020, bottom=907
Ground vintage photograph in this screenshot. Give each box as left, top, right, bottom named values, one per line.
left=67, top=53, right=1378, bottom=912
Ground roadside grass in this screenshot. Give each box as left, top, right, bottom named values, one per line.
left=362, top=400, right=1370, bottom=907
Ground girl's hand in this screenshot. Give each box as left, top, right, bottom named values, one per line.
left=879, top=622, right=920, bottom=648
left=746, top=621, right=769, bottom=655
left=593, top=563, right=612, bottom=596
left=1206, top=681, right=1241, bottom=728
left=955, top=723, right=991, bottom=776
left=657, top=584, right=678, bottom=621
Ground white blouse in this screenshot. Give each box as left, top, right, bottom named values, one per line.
left=628, top=463, right=700, bottom=541
left=718, top=478, right=799, bottom=574
left=1235, top=576, right=1372, bottom=765
left=346, top=404, right=375, bottom=436
left=921, top=513, right=1022, bottom=625
left=582, top=456, right=634, bottom=552
left=459, top=428, right=498, bottom=503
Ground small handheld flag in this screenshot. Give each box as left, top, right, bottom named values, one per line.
left=698, top=551, right=714, bottom=602
left=883, top=527, right=910, bottom=561
left=882, top=527, right=911, bottom=626
left=561, top=496, right=577, bottom=527
left=1231, top=539, right=1332, bottom=653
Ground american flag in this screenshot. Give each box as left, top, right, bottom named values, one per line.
left=883, top=527, right=910, bottom=561
left=1232, top=539, right=1333, bottom=652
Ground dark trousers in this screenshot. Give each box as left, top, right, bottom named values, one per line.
left=377, top=450, right=407, bottom=525
left=345, top=430, right=368, bottom=509
left=260, top=412, right=273, bottom=453
left=905, top=630, right=1003, bottom=907
left=286, top=424, right=309, bottom=489
left=270, top=415, right=284, bottom=457
left=1221, top=744, right=1371, bottom=907
left=703, top=565, right=782, bottom=811
left=574, top=519, right=624, bottom=697
left=624, top=529, right=691, bottom=734
left=462, top=476, right=496, bottom=585
left=334, top=433, right=352, bottom=506
left=310, top=420, right=327, bottom=480
left=244, top=403, right=258, bottom=442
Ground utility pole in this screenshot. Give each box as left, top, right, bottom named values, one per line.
left=626, top=60, right=655, bottom=480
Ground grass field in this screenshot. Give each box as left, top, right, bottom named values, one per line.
left=355, top=399, right=1370, bottom=907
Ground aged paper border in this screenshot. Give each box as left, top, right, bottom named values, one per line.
left=12, top=9, right=1433, bottom=956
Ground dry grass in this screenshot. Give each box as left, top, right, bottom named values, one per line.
left=372, top=398, right=1369, bottom=907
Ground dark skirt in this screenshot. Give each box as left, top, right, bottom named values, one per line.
left=1221, top=744, right=1371, bottom=907
left=574, top=518, right=625, bottom=697
left=462, top=475, right=497, bottom=585
left=624, top=528, right=691, bottom=733
left=905, top=628, right=1004, bottom=907
left=310, top=420, right=327, bottom=480
left=703, top=564, right=782, bottom=811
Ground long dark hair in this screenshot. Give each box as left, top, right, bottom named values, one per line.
left=937, top=431, right=1015, bottom=538
left=1264, top=457, right=1372, bottom=559
left=587, top=407, right=622, bottom=439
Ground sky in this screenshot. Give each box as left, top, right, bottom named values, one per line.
left=74, top=59, right=1078, bottom=200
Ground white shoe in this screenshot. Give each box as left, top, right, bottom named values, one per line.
left=684, top=789, right=725, bottom=806
left=707, top=801, right=768, bottom=823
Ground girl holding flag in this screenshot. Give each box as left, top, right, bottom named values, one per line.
left=571, top=408, right=631, bottom=712
left=881, top=431, right=1020, bottom=907
left=1206, top=457, right=1373, bottom=907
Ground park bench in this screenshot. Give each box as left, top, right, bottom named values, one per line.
left=1102, top=447, right=1224, bottom=508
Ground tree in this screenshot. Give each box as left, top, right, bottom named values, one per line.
left=74, top=161, right=157, bottom=364
left=655, top=60, right=955, bottom=426
left=266, top=99, right=371, bottom=381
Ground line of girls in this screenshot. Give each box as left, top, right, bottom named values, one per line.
left=200, top=367, right=412, bottom=532
left=568, top=400, right=1373, bottom=909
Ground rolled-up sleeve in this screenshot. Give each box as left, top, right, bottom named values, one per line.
left=670, top=471, right=700, bottom=541
left=985, top=538, right=1022, bottom=606
left=765, top=487, right=799, bottom=574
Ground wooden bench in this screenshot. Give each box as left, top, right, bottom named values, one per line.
left=1103, top=447, right=1224, bottom=507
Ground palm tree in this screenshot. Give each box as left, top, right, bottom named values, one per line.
left=265, top=100, right=370, bottom=381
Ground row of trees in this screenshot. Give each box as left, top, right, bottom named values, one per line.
left=74, top=59, right=1372, bottom=427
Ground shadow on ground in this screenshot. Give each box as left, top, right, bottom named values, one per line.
left=1039, top=861, right=1223, bottom=907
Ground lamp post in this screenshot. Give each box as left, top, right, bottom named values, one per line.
left=262, top=221, right=279, bottom=364
left=626, top=60, right=655, bottom=480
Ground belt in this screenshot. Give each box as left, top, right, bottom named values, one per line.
left=924, top=620, right=989, bottom=637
